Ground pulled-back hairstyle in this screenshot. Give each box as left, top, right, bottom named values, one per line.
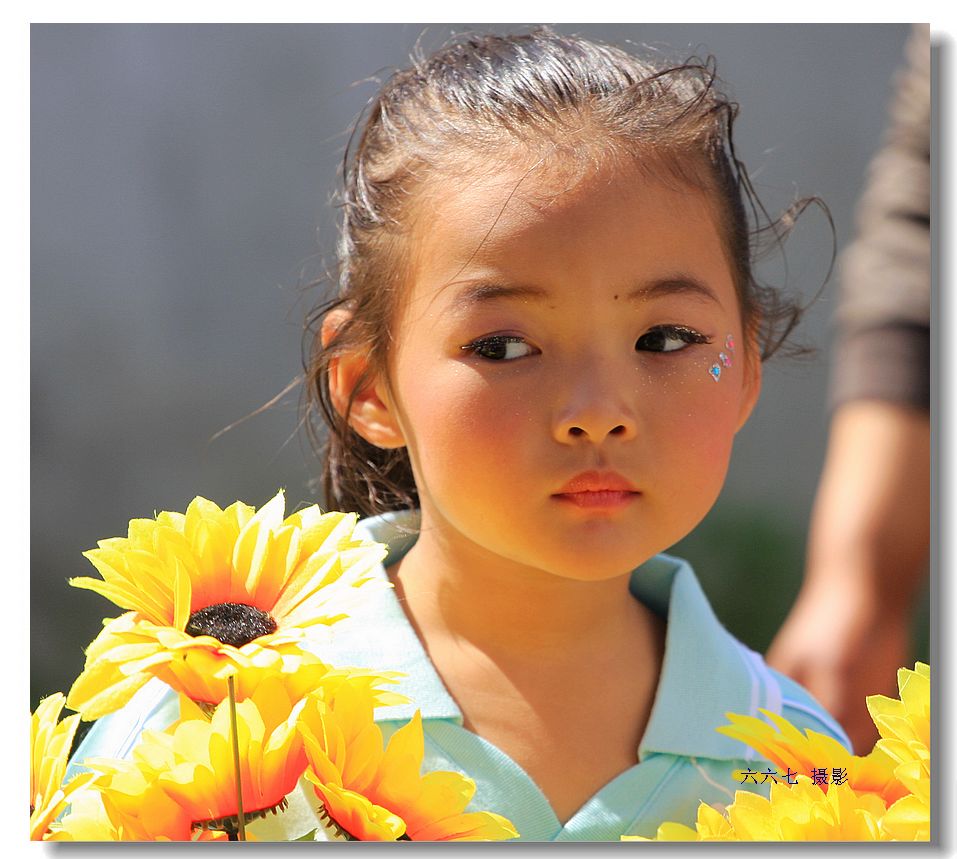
left=304, top=27, right=817, bottom=518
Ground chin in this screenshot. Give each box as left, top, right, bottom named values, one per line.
left=532, top=540, right=657, bottom=582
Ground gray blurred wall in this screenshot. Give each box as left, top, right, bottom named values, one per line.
left=31, top=23, right=913, bottom=707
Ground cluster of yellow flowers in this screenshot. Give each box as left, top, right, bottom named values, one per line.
left=625, top=662, right=930, bottom=842
left=31, top=490, right=931, bottom=842
left=31, top=491, right=518, bottom=841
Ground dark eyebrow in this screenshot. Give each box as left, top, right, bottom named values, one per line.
left=449, top=281, right=550, bottom=311
left=627, top=277, right=723, bottom=308
left=449, top=275, right=723, bottom=311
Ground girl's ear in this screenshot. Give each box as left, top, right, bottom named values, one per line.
left=322, top=308, right=406, bottom=449
left=735, top=343, right=763, bottom=432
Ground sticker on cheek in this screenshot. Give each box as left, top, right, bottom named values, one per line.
left=708, top=334, right=734, bottom=381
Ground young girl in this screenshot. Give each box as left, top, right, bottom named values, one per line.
left=71, top=28, right=849, bottom=840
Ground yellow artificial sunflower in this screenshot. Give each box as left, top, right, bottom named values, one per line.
left=866, top=662, right=930, bottom=840
left=297, top=684, right=518, bottom=841
left=717, top=708, right=908, bottom=806
left=80, top=681, right=307, bottom=840
left=67, top=490, right=388, bottom=719
left=629, top=778, right=889, bottom=842
left=628, top=661, right=931, bottom=842
left=30, top=692, right=97, bottom=840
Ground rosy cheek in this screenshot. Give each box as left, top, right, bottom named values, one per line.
left=449, top=385, right=528, bottom=450
left=653, top=371, right=742, bottom=462
left=404, top=373, right=522, bottom=467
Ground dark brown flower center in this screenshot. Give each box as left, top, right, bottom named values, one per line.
left=184, top=602, right=277, bottom=647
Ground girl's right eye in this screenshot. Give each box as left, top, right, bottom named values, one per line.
left=460, top=335, right=539, bottom=361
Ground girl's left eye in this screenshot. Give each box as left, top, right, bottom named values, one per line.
left=635, top=325, right=711, bottom=353
left=461, top=335, right=538, bottom=361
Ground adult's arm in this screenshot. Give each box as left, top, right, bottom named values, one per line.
left=767, top=24, right=931, bottom=753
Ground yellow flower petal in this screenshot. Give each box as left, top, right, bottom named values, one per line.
left=311, top=781, right=407, bottom=840
left=726, top=790, right=780, bottom=840
left=30, top=693, right=100, bottom=839
left=881, top=793, right=930, bottom=841
left=867, top=662, right=930, bottom=757
left=641, top=821, right=698, bottom=840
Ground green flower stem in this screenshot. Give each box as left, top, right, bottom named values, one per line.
left=227, top=675, right=247, bottom=841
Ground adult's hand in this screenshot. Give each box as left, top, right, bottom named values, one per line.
left=766, top=400, right=929, bottom=753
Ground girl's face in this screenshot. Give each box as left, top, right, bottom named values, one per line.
left=360, top=158, right=761, bottom=582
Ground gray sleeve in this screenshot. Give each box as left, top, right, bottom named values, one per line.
left=829, top=23, right=930, bottom=411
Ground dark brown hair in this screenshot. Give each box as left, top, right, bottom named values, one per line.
left=303, top=27, right=821, bottom=518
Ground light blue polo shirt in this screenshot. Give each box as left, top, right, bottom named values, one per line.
left=68, top=509, right=850, bottom=841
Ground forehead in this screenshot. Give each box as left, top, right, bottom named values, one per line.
left=402, top=153, right=737, bottom=311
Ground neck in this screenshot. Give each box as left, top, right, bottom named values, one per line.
left=387, top=515, right=653, bottom=660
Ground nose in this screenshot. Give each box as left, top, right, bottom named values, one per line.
left=552, top=372, right=638, bottom=444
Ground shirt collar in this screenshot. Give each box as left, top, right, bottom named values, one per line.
left=630, top=553, right=781, bottom=760
left=322, top=509, right=777, bottom=761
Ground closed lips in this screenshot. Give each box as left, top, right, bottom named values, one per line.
left=554, top=471, right=639, bottom=495
left=552, top=473, right=640, bottom=509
